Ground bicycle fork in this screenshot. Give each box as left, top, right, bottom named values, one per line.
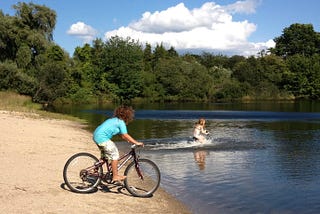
left=118, top=152, right=144, bottom=180
left=132, top=153, right=144, bottom=180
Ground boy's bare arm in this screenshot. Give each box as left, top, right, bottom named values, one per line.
left=120, top=133, right=144, bottom=146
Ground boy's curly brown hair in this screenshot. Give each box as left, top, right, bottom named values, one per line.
left=114, top=105, right=135, bottom=125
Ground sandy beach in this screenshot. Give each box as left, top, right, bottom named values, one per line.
left=0, top=110, right=191, bottom=214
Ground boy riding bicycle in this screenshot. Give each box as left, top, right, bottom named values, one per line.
left=93, top=106, right=144, bottom=182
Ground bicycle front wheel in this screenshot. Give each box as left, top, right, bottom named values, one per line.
left=124, top=158, right=161, bottom=197
left=63, top=152, right=102, bottom=193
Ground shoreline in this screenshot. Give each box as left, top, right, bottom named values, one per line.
left=0, top=110, right=191, bottom=214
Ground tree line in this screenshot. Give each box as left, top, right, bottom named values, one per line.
left=1, top=2, right=320, bottom=105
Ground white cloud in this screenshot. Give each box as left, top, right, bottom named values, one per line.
left=224, top=0, right=262, bottom=14
left=67, top=21, right=98, bottom=43
left=104, top=0, right=274, bottom=56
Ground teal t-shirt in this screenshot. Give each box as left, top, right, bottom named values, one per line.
left=93, top=117, right=127, bottom=144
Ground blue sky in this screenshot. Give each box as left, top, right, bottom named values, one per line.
left=2, top=0, right=320, bottom=56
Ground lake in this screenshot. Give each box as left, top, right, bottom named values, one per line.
left=53, top=101, right=320, bottom=214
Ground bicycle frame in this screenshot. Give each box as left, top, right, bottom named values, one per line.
left=88, top=146, right=142, bottom=180
left=117, top=147, right=137, bottom=171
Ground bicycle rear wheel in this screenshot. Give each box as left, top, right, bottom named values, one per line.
left=124, top=158, right=161, bottom=197
left=63, top=152, right=102, bottom=193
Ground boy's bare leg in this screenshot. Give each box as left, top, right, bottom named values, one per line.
left=111, top=160, right=126, bottom=181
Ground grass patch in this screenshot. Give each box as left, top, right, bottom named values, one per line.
left=0, top=91, right=86, bottom=122
left=0, top=91, right=40, bottom=111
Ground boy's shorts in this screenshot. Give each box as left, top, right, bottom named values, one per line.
left=97, top=140, right=119, bottom=160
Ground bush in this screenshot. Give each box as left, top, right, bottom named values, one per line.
left=0, top=61, right=36, bottom=95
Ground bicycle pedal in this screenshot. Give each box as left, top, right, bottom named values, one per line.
left=111, top=181, right=123, bottom=186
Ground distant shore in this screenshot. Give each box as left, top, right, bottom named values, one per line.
left=0, top=110, right=191, bottom=214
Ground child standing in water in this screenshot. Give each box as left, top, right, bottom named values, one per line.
left=193, top=118, right=209, bottom=143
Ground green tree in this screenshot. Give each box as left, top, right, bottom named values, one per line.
left=153, top=57, right=212, bottom=101
left=0, top=3, right=61, bottom=101
left=143, top=43, right=153, bottom=72
left=272, top=23, right=320, bottom=57
left=141, top=43, right=161, bottom=100
left=152, top=43, right=168, bottom=69
left=154, top=58, right=183, bottom=99
left=208, top=66, right=232, bottom=98
left=167, top=46, right=179, bottom=58
left=231, top=55, right=289, bottom=99
left=33, top=61, right=69, bottom=103
left=16, top=44, right=32, bottom=68
left=232, top=56, right=261, bottom=86
left=73, top=44, right=95, bottom=88
left=227, top=55, right=246, bottom=70
left=13, top=2, right=56, bottom=41
left=284, top=54, right=320, bottom=99
left=0, top=3, right=57, bottom=63
left=32, top=45, right=70, bottom=103
left=198, top=52, right=230, bottom=69
left=216, top=80, right=250, bottom=100
left=104, top=36, right=144, bottom=101
left=179, top=60, right=213, bottom=100
left=0, top=11, right=17, bottom=60
left=0, top=61, right=36, bottom=95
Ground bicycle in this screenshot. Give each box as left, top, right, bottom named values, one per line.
left=63, top=144, right=161, bottom=197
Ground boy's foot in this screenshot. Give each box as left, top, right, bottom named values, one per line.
left=112, top=175, right=127, bottom=182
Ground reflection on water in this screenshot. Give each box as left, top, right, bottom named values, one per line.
left=193, top=149, right=207, bottom=170
left=52, top=101, right=320, bottom=214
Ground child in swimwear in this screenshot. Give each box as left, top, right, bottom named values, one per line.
left=193, top=118, right=209, bottom=143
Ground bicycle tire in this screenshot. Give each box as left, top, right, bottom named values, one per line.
left=124, top=158, right=161, bottom=197
left=63, top=152, right=102, bottom=193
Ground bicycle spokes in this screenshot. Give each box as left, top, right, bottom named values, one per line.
left=124, top=159, right=161, bottom=197
left=63, top=152, right=102, bottom=193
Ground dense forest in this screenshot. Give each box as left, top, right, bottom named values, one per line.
left=1, top=3, right=320, bottom=105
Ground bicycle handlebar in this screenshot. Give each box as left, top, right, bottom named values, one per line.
left=131, top=144, right=139, bottom=149
left=131, top=144, right=144, bottom=149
